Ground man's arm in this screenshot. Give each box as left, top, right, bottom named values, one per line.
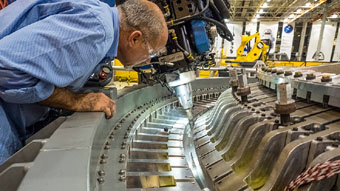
left=39, top=87, right=116, bottom=119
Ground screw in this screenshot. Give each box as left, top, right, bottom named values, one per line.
left=294, top=72, right=303, bottom=78
left=119, top=175, right=126, bottom=181
left=119, top=158, right=125, bottom=163
left=306, top=73, right=316, bottom=80
left=119, top=169, right=126, bottom=175
left=276, top=70, right=284, bottom=75
left=97, top=177, right=105, bottom=184
left=101, top=154, right=108, bottom=159
left=98, top=170, right=105, bottom=176
left=104, top=145, right=111, bottom=150
left=321, top=74, right=332, bottom=82
left=285, top=71, right=293, bottom=76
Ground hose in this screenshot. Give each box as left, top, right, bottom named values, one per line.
left=192, top=17, right=234, bottom=41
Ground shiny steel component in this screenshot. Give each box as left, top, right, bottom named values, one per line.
left=167, top=71, right=196, bottom=121
left=275, top=82, right=296, bottom=126
left=236, top=73, right=251, bottom=103
left=2, top=64, right=340, bottom=191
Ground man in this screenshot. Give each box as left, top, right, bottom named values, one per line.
left=0, top=0, right=168, bottom=164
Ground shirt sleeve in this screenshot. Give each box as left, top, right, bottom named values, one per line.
left=0, top=3, right=113, bottom=104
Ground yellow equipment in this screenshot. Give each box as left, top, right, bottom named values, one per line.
left=235, top=32, right=269, bottom=62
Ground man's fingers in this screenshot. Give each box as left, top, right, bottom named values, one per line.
left=104, top=107, right=112, bottom=119
left=111, top=102, right=116, bottom=117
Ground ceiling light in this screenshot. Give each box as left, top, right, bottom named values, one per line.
left=296, top=9, right=302, bottom=13
left=262, top=2, right=268, bottom=7
left=252, top=18, right=258, bottom=22
left=259, top=9, right=264, bottom=13
left=288, top=14, right=295, bottom=19
left=256, top=14, right=260, bottom=18
left=305, top=2, right=311, bottom=7
left=267, top=0, right=271, bottom=2
left=284, top=18, right=289, bottom=22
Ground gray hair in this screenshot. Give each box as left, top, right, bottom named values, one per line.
left=118, top=0, right=164, bottom=42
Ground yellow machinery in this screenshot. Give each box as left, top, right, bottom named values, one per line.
left=235, top=32, right=269, bottom=62
left=113, top=59, right=138, bottom=83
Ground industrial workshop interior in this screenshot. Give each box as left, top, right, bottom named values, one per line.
left=2, top=0, right=340, bottom=190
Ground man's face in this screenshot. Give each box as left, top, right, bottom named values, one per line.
left=119, top=29, right=168, bottom=68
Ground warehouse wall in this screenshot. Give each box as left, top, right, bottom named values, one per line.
left=306, top=21, right=337, bottom=62
left=333, top=25, right=340, bottom=62
left=215, top=21, right=339, bottom=62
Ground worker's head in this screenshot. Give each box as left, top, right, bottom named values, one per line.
left=117, top=0, right=168, bottom=67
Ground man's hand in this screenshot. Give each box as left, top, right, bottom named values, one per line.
left=39, top=87, right=116, bottom=119
left=79, top=92, right=116, bottom=119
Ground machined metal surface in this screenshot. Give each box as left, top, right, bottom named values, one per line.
left=2, top=64, right=340, bottom=191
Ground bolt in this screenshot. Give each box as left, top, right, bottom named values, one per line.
left=277, top=83, right=291, bottom=105
left=114, top=125, right=121, bottom=130
left=306, top=73, right=316, bottom=80
left=98, top=170, right=105, bottom=176
left=119, top=175, right=126, bottom=181
left=97, top=177, right=105, bottom=184
left=316, top=137, right=323, bottom=141
left=321, top=74, right=332, bottom=82
left=276, top=70, right=284, bottom=75
left=164, top=128, right=169, bottom=132
left=229, top=69, right=238, bottom=81
left=120, top=154, right=126, bottom=158
left=100, top=159, right=107, bottom=164
left=119, top=169, right=126, bottom=175
left=261, top=114, right=266, bottom=117
left=292, top=127, right=298, bottom=131
left=238, top=74, right=248, bottom=88
left=101, top=154, right=108, bottom=159
left=285, top=71, right=293, bottom=76
left=294, top=72, right=303, bottom=78
left=104, top=145, right=110, bottom=150
left=119, top=158, right=125, bottom=163
left=109, top=135, right=114, bottom=139
left=124, top=133, right=129, bottom=139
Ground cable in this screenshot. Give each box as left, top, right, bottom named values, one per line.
left=192, top=17, right=234, bottom=41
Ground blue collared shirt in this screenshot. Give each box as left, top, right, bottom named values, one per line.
left=0, top=0, right=119, bottom=128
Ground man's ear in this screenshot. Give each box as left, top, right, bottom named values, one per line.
left=128, top=31, right=143, bottom=47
